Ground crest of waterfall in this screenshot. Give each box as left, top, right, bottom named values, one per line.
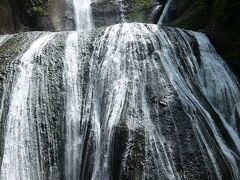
left=72, top=0, right=92, bottom=31
left=0, top=23, right=239, bottom=180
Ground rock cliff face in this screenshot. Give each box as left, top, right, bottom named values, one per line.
left=0, top=0, right=162, bottom=33
left=91, top=0, right=161, bottom=28
left=0, top=0, right=66, bottom=33
left=0, top=0, right=28, bottom=34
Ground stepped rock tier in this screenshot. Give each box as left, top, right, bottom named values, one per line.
left=0, top=23, right=239, bottom=180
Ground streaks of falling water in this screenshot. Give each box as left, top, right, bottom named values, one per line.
left=0, top=34, right=13, bottom=148
left=64, top=32, right=81, bottom=180
left=152, top=27, right=240, bottom=179
left=84, top=23, right=240, bottom=179
left=0, top=33, right=55, bottom=180
left=63, top=31, right=93, bottom=180
left=89, top=24, right=131, bottom=180
left=116, top=0, right=126, bottom=22
left=60, top=23, right=240, bottom=179
left=87, top=24, right=181, bottom=179
left=158, top=0, right=174, bottom=25
left=0, top=35, right=12, bottom=46
left=73, top=0, right=92, bottom=31
left=0, top=23, right=240, bottom=180
left=192, top=32, right=240, bottom=130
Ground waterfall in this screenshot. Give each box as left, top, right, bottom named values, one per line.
left=72, top=0, right=92, bottom=31
left=63, top=32, right=83, bottom=180
left=117, top=0, right=126, bottom=22
left=87, top=24, right=240, bottom=179
left=0, top=23, right=239, bottom=179
left=0, top=35, right=12, bottom=46
left=158, top=0, right=174, bottom=25
left=153, top=27, right=240, bottom=179
left=64, top=0, right=92, bottom=178
left=0, top=33, right=56, bottom=180
left=88, top=23, right=180, bottom=180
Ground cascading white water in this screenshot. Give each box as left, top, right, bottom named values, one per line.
left=72, top=0, right=92, bottom=31
left=0, top=23, right=239, bottom=180
left=0, top=33, right=55, bottom=180
left=193, top=33, right=240, bottom=128
left=60, top=23, right=240, bottom=179
left=0, top=35, right=11, bottom=46
left=87, top=24, right=180, bottom=179
left=64, top=32, right=82, bottom=180
left=64, top=0, right=93, bottom=178
left=153, top=27, right=240, bottom=179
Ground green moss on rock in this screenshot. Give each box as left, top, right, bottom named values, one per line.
left=31, top=6, right=47, bottom=16
left=128, top=0, right=152, bottom=23
left=28, top=0, right=50, bottom=16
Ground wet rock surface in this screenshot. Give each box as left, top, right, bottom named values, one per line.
left=91, top=0, right=161, bottom=28
left=0, top=0, right=162, bottom=33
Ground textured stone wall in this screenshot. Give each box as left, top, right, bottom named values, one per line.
left=0, top=0, right=66, bottom=34
left=0, top=0, right=163, bottom=33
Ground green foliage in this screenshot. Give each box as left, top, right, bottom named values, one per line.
left=31, top=6, right=47, bottom=16
left=29, top=0, right=50, bottom=16
left=133, top=0, right=152, bottom=11
left=142, top=0, right=152, bottom=9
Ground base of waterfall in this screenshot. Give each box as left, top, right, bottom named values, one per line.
left=0, top=23, right=239, bottom=180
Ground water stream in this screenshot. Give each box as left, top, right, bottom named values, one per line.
left=0, top=33, right=56, bottom=180
left=158, top=0, right=174, bottom=25
left=72, top=0, right=92, bottom=31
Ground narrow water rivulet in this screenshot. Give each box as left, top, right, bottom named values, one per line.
left=158, top=0, right=175, bottom=25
